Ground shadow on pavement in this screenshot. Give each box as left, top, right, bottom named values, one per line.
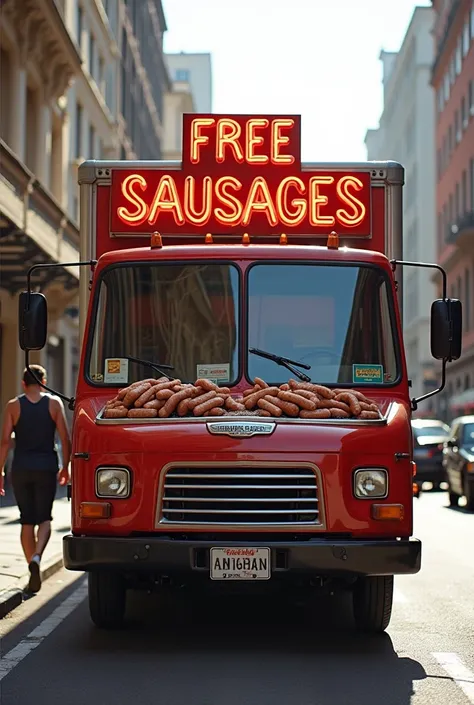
left=75, top=588, right=426, bottom=705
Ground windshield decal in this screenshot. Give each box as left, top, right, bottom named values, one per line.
left=196, top=363, right=230, bottom=384
left=104, top=358, right=129, bottom=384
left=352, top=364, right=384, bottom=385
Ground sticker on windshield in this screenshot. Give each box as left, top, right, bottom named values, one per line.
left=104, top=358, right=129, bottom=384
left=353, top=364, right=384, bottom=384
left=196, top=363, right=230, bottom=384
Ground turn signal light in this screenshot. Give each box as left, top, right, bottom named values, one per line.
left=371, top=504, right=404, bottom=521
left=412, top=461, right=417, bottom=476
left=150, top=231, right=163, bottom=249
left=242, top=233, right=250, bottom=244
left=327, top=231, right=339, bottom=249
left=205, top=232, right=213, bottom=243
left=79, top=502, right=111, bottom=519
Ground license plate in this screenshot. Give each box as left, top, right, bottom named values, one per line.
left=210, top=547, right=271, bottom=581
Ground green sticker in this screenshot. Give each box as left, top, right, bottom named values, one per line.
left=352, top=364, right=384, bottom=384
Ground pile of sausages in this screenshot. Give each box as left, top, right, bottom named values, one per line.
left=103, top=376, right=381, bottom=420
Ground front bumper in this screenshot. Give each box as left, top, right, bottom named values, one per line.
left=63, top=535, right=421, bottom=577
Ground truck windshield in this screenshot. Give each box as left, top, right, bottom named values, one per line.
left=247, top=263, right=400, bottom=386
left=88, top=263, right=240, bottom=386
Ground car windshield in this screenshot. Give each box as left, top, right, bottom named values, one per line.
left=247, top=263, right=400, bottom=386
left=462, top=423, right=474, bottom=447
left=88, top=263, right=239, bottom=385
left=413, top=424, right=450, bottom=438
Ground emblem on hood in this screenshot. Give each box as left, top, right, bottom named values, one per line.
left=206, top=421, right=276, bottom=438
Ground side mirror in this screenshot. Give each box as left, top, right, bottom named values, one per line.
left=18, top=292, right=48, bottom=351
left=430, top=298, right=462, bottom=361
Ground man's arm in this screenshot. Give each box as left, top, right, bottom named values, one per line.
left=50, top=398, right=71, bottom=483
left=0, top=402, right=14, bottom=496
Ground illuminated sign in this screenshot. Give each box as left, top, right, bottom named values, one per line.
left=110, top=114, right=372, bottom=236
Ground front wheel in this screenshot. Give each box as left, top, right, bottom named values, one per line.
left=352, top=575, right=393, bottom=634
left=88, top=571, right=126, bottom=629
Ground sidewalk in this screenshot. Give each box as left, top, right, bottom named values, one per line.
left=0, top=484, right=72, bottom=617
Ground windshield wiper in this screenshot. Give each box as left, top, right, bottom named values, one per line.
left=125, top=355, right=174, bottom=378
left=249, top=348, right=311, bottom=382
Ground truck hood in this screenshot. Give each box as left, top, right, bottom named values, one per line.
left=74, top=395, right=411, bottom=457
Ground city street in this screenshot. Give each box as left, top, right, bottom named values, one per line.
left=1, top=491, right=473, bottom=705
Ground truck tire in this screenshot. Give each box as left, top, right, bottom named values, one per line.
left=88, top=571, right=126, bottom=629
left=352, top=575, right=393, bottom=634
left=464, top=476, right=474, bottom=512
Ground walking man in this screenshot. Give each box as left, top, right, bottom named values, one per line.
left=0, top=365, right=71, bottom=593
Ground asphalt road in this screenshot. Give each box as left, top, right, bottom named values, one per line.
left=1, top=490, right=473, bottom=705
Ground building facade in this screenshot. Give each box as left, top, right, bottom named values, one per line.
left=365, top=6, right=438, bottom=412
left=165, top=52, right=213, bottom=113
left=119, top=0, right=171, bottom=159
left=431, top=0, right=474, bottom=420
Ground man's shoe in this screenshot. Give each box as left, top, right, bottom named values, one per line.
left=27, top=559, right=41, bottom=593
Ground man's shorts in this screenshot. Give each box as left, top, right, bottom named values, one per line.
left=11, top=470, right=57, bottom=525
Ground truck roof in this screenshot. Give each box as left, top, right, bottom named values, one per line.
left=96, top=242, right=393, bottom=268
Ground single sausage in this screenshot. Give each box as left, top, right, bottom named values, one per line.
left=257, top=398, right=282, bottom=416
left=188, top=390, right=217, bottom=410
left=156, top=388, right=174, bottom=400
left=293, top=389, right=320, bottom=402
left=159, top=387, right=196, bottom=417
left=334, top=392, right=362, bottom=416
left=134, top=385, right=162, bottom=407
left=194, top=396, right=225, bottom=416
left=103, top=406, right=129, bottom=418
left=359, top=410, right=380, bottom=419
left=279, top=383, right=290, bottom=391
left=225, top=396, right=246, bottom=411
left=289, top=381, right=335, bottom=399
left=244, top=386, right=280, bottom=409
left=299, top=408, right=331, bottom=419
left=254, top=377, right=268, bottom=388
left=204, top=407, right=226, bottom=416
left=128, top=408, right=158, bottom=418
left=278, top=390, right=317, bottom=411
left=194, top=378, right=220, bottom=392
left=123, top=383, right=151, bottom=407
left=104, top=398, right=121, bottom=408
left=153, top=379, right=182, bottom=393
left=269, top=396, right=300, bottom=417
left=243, top=386, right=259, bottom=397
left=318, top=399, right=351, bottom=414
left=359, top=401, right=380, bottom=413
left=333, top=388, right=372, bottom=403
left=329, top=408, right=350, bottom=418
left=144, top=399, right=164, bottom=410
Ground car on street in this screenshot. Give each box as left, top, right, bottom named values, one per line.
left=411, top=419, right=450, bottom=489
left=442, top=415, right=474, bottom=511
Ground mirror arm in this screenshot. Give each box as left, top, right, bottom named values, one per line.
left=411, top=359, right=446, bottom=411
left=390, top=259, right=447, bottom=298
left=24, top=259, right=97, bottom=412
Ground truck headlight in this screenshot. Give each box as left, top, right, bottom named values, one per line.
left=354, top=468, right=388, bottom=499
left=96, top=467, right=130, bottom=498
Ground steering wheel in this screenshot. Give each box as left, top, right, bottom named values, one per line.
left=295, top=348, right=343, bottom=365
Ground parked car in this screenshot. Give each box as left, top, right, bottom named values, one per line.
left=442, top=415, right=474, bottom=511
left=411, top=419, right=450, bottom=489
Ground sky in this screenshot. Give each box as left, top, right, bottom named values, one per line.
left=161, top=0, right=432, bottom=162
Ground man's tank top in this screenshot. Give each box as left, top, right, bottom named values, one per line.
left=11, top=395, right=59, bottom=472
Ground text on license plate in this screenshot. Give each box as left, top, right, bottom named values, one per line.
left=210, top=547, right=271, bottom=580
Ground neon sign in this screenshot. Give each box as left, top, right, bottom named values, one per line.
left=110, top=115, right=372, bottom=236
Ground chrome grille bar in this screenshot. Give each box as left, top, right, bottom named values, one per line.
left=159, top=465, right=321, bottom=526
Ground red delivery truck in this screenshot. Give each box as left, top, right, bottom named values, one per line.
left=18, top=114, right=462, bottom=633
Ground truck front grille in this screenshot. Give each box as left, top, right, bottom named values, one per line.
left=159, top=465, right=321, bottom=526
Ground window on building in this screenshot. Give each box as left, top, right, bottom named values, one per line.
left=77, top=4, right=83, bottom=49
left=464, top=20, right=470, bottom=56
left=448, top=124, right=453, bottom=156
left=466, top=268, right=471, bottom=331
left=450, top=56, right=456, bottom=84
left=462, top=96, right=467, bottom=129
left=89, top=123, right=95, bottom=158
left=449, top=193, right=454, bottom=227
left=75, top=102, right=83, bottom=158
left=444, top=72, right=450, bottom=101
left=175, top=69, right=190, bottom=82
left=455, top=40, right=462, bottom=74
left=469, top=81, right=474, bottom=116
left=89, top=32, right=96, bottom=79
left=456, top=182, right=460, bottom=217
left=463, top=170, right=468, bottom=213
left=455, top=110, right=461, bottom=142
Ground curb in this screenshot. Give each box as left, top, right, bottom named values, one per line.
left=0, top=553, right=64, bottom=619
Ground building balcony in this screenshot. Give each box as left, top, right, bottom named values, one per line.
left=431, top=0, right=461, bottom=82
left=0, top=140, right=80, bottom=295
left=446, top=211, right=474, bottom=249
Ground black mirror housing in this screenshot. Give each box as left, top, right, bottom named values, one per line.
left=18, top=292, right=48, bottom=351
left=430, top=298, right=462, bottom=361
